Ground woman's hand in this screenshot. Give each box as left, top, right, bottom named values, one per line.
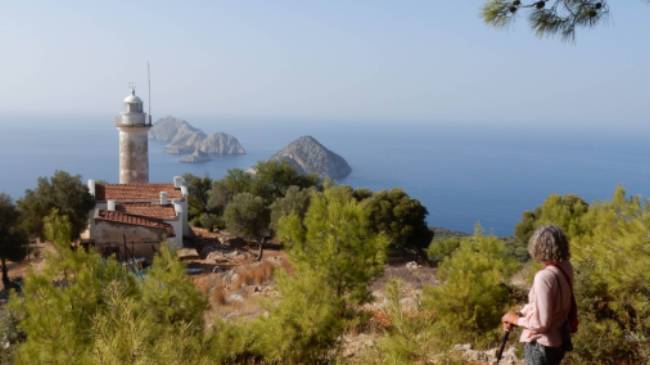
left=501, top=311, right=519, bottom=332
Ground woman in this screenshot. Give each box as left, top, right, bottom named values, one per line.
left=501, top=225, right=575, bottom=365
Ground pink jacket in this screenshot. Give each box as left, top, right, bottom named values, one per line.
left=516, top=261, right=574, bottom=347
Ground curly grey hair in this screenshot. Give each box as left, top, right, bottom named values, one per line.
left=528, top=225, right=570, bottom=262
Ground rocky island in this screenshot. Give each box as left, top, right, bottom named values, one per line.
left=271, top=136, right=352, bottom=180
left=150, top=116, right=246, bottom=163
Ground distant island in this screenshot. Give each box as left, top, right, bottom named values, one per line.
left=271, top=136, right=352, bottom=180
left=150, top=116, right=246, bottom=163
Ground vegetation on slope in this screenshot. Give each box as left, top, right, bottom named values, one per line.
left=0, top=168, right=648, bottom=364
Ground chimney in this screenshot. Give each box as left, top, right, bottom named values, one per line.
left=107, top=200, right=116, bottom=211
left=173, top=176, right=184, bottom=188
left=87, top=179, right=96, bottom=196
left=160, top=191, right=169, bottom=205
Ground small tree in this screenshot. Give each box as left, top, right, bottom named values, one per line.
left=251, top=269, right=344, bottom=364
left=17, top=171, right=94, bottom=240
left=11, top=211, right=213, bottom=364
left=224, top=193, right=270, bottom=260
left=204, top=169, right=256, bottom=230
left=278, top=186, right=389, bottom=305
left=514, top=193, right=588, bottom=245
left=251, top=160, right=320, bottom=205
left=422, top=227, right=518, bottom=346
left=426, top=236, right=462, bottom=265
left=0, top=194, right=28, bottom=290
left=269, top=186, right=313, bottom=231
left=566, top=187, right=650, bottom=363
left=362, top=189, right=433, bottom=253
left=183, top=174, right=213, bottom=227
left=11, top=211, right=133, bottom=364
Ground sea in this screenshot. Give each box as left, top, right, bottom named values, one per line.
left=2, top=115, right=650, bottom=237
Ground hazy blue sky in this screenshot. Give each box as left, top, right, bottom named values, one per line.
left=1, top=1, right=648, bottom=128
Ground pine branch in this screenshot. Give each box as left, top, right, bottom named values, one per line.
left=482, top=0, right=615, bottom=41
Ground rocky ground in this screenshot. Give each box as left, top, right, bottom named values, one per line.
left=181, top=227, right=289, bottom=324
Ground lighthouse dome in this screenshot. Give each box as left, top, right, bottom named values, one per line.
left=124, top=90, right=143, bottom=104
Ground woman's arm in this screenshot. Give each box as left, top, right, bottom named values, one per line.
left=515, top=271, right=554, bottom=333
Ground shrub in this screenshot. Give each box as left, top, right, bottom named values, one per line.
left=10, top=211, right=212, bottom=364
left=426, top=237, right=462, bottom=265
left=422, top=227, right=518, bottom=347
left=514, top=193, right=588, bottom=245
left=362, top=189, right=433, bottom=252
left=184, top=174, right=213, bottom=228
left=566, top=187, right=650, bottom=364
left=278, top=186, right=389, bottom=305
left=373, top=280, right=439, bottom=364
left=269, top=186, right=313, bottom=231
left=17, top=171, right=94, bottom=240
left=251, top=269, right=345, bottom=364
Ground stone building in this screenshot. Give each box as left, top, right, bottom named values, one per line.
left=86, top=88, right=189, bottom=261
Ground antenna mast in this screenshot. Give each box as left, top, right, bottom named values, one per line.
left=147, top=62, right=152, bottom=125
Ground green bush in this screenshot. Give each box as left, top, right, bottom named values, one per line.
left=422, top=228, right=518, bottom=347
left=278, top=186, right=389, bottom=305
left=426, top=237, right=462, bottom=265
left=372, top=280, right=439, bottom=364
left=362, top=189, right=432, bottom=252
left=17, top=170, right=94, bottom=240
left=514, top=193, right=588, bottom=246
left=10, top=211, right=212, bottom=365
left=565, top=187, right=650, bottom=364
left=269, top=186, right=313, bottom=231
left=251, top=269, right=344, bottom=364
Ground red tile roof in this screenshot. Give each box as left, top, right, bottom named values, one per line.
left=117, top=202, right=177, bottom=220
left=95, top=183, right=183, bottom=201
left=96, top=210, right=175, bottom=237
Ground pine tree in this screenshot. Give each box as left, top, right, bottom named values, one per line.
left=278, top=186, right=389, bottom=305
left=10, top=210, right=212, bottom=365
left=567, top=186, right=650, bottom=363
left=251, top=269, right=344, bottom=364
left=422, top=227, right=518, bottom=347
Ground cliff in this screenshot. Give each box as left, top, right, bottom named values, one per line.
left=150, top=116, right=246, bottom=162
left=271, top=136, right=351, bottom=179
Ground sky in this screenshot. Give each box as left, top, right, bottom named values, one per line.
left=0, top=1, right=648, bottom=129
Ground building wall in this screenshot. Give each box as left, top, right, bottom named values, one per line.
left=118, top=126, right=150, bottom=184
left=164, top=216, right=184, bottom=248
left=93, top=220, right=171, bottom=261
left=94, top=220, right=166, bottom=245
left=95, top=241, right=160, bottom=261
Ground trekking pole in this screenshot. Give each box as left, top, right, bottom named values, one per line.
left=496, top=329, right=511, bottom=365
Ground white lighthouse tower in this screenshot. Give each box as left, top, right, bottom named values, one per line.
left=116, top=87, right=151, bottom=184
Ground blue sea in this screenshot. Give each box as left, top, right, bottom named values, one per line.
left=2, top=115, right=649, bottom=236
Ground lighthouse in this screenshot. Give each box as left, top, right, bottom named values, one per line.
left=116, top=87, right=151, bottom=184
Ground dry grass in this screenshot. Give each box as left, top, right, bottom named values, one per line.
left=211, top=284, right=227, bottom=305
left=232, top=261, right=275, bottom=289
left=192, top=274, right=228, bottom=305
